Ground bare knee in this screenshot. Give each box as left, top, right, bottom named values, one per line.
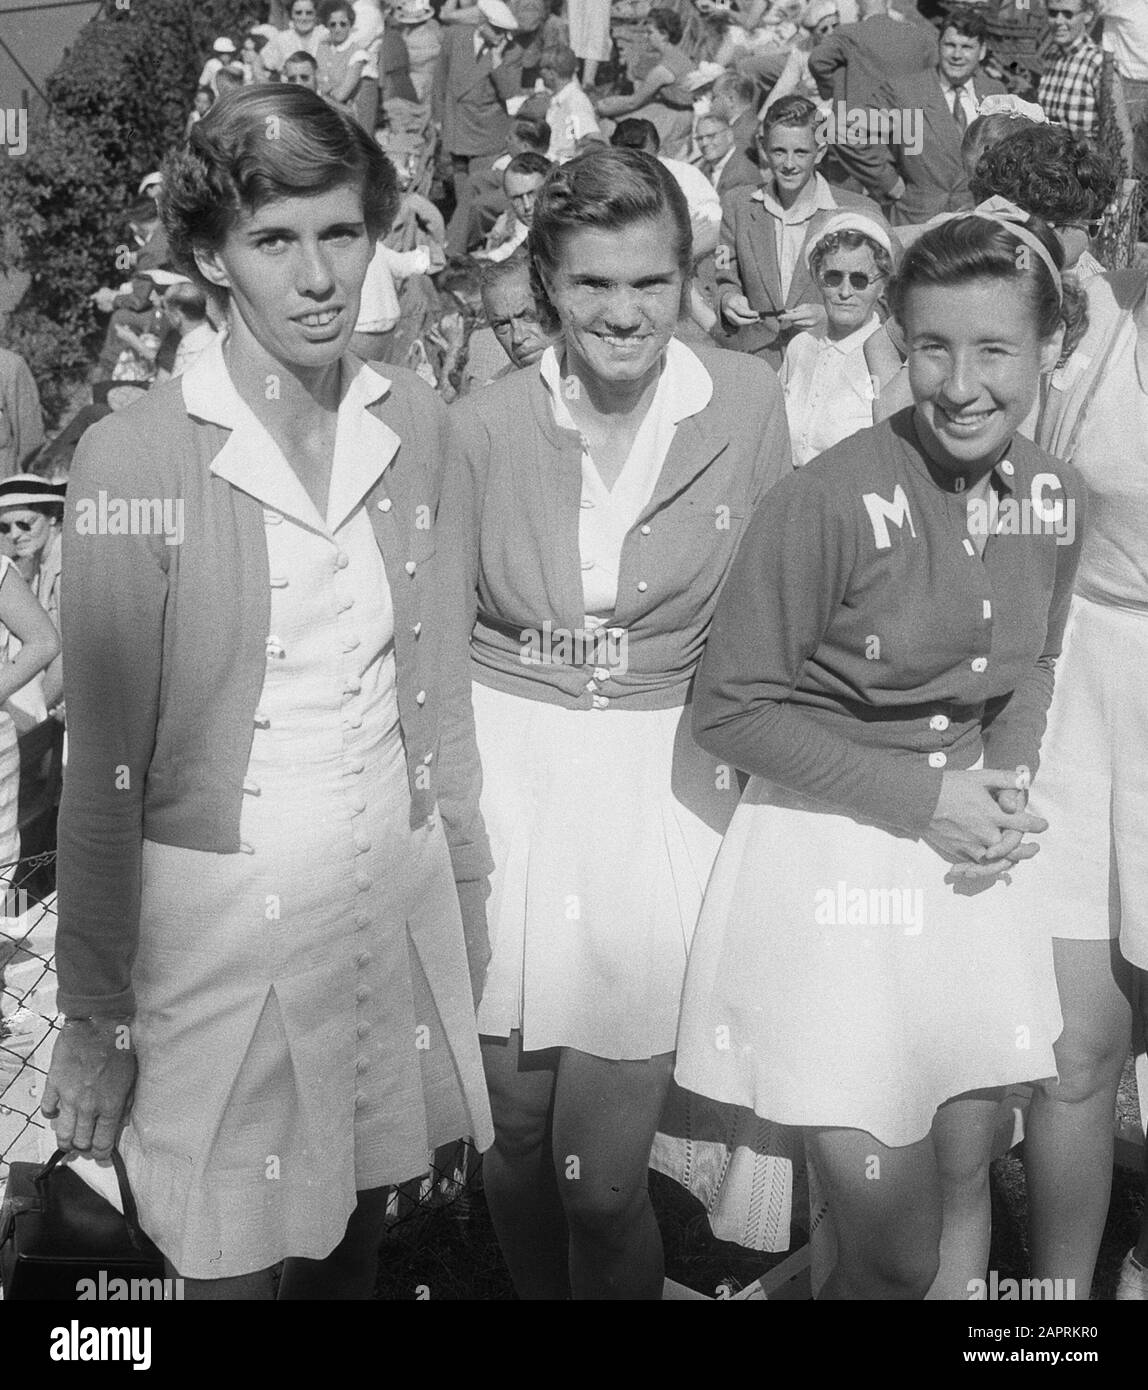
left=560, top=1169, right=648, bottom=1244
left=838, top=1228, right=940, bottom=1300
left=1040, top=1023, right=1129, bottom=1107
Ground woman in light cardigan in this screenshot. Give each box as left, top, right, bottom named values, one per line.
left=444, top=146, right=792, bottom=1298
left=43, top=86, right=492, bottom=1300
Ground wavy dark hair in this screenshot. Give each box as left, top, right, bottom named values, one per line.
left=527, top=147, right=692, bottom=333
left=889, top=212, right=1088, bottom=363
left=646, top=6, right=684, bottom=44
left=969, top=123, right=1120, bottom=225
left=160, top=87, right=398, bottom=296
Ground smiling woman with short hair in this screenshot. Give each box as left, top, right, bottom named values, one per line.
left=44, top=86, right=493, bottom=1300
left=444, top=145, right=792, bottom=1298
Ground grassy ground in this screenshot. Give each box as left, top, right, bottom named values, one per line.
left=373, top=1065, right=1145, bottom=1301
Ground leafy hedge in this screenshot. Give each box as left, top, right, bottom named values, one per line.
left=0, top=0, right=256, bottom=425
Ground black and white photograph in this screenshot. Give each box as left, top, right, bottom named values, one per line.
left=0, top=0, right=1145, bottom=1364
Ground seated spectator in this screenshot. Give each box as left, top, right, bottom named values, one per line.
left=260, top=0, right=329, bottom=76
left=694, top=111, right=759, bottom=194
left=459, top=114, right=553, bottom=252
left=0, top=475, right=65, bottom=722
left=157, top=281, right=220, bottom=380
left=780, top=212, right=899, bottom=464
left=317, top=0, right=374, bottom=109
left=185, top=86, right=215, bottom=139
left=596, top=7, right=697, bottom=159
left=715, top=94, right=886, bottom=367
left=711, top=71, right=760, bottom=157
left=610, top=118, right=722, bottom=260
left=474, top=151, right=550, bottom=262
left=283, top=49, right=321, bottom=88
left=199, top=36, right=239, bottom=95
left=92, top=199, right=173, bottom=377
left=969, top=120, right=1122, bottom=283
left=240, top=31, right=271, bottom=83
left=460, top=250, right=554, bottom=392
left=761, top=0, right=841, bottom=113
left=541, top=43, right=600, bottom=161
left=0, top=347, right=45, bottom=479
left=720, top=0, right=806, bottom=91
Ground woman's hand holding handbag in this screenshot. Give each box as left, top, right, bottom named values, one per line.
left=41, top=1017, right=137, bottom=1160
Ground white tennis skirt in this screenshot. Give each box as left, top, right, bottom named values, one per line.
left=1002, top=593, right=1148, bottom=970
left=472, top=682, right=739, bottom=1060
left=674, top=773, right=1064, bottom=1147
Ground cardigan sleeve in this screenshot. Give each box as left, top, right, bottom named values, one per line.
left=691, top=467, right=946, bottom=836
left=54, top=417, right=171, bottom=1017
left=980, top=477, right=1086, bottom=781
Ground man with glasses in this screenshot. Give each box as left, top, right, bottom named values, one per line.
left=695, top=113, right=760, bottom=194
left=1039, top=0, right=1107, bottom=140
left=870, top=6, right=1005, bottom=225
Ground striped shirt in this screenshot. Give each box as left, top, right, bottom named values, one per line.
left=1039, top=34, right=1104, bottom=140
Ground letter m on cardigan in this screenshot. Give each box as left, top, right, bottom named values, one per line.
left=862, top=485, right=917, bottom=551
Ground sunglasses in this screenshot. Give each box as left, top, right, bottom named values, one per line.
left=1046, top=8, right=1080, bottom=18
left=0, top=518, right=41, bottom=535
left=818, top=270, right=884, bottom=291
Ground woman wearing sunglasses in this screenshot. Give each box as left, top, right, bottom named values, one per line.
left=780, top=212, right=901, bottom=467
left=0, top=476, right=65, bottom=721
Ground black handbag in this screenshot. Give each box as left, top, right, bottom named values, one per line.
left=0, top=1147, right=166, bottom=1300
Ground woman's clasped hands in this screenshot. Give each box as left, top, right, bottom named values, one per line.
left=924, top=766, right=1044, bottom=888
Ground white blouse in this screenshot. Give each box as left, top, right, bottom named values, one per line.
left=781, top=312, right=881, bottom=467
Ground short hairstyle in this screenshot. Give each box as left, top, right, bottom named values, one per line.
left=969, top=122, right=1120, bottom=225
left=610, top=117, right=660, bottom=153
left=542, top=44, right=578, bottom=79
left=940, top=5, right=989, bottom=43
left=512, top=114, right=553, bottom=152
left=888, top=212, right=1068, bottom=342
left=528, top=147, right=692, bottom=333
left=479, top=248, right=534, bottom=300
left=759, top=94, right=820, bottom=145
left=646, top=6, right=684, bottom=44
left=809, top=229, right=894, bottom=282
left=284, top=50, right=319, bottom=70
left=712, top=72, right=755, bottom=110
left=161, top=87, right=398, bottom=294
left=320, top=0, right=354, bottom=21
left=506, top=151, right=553, bottom=180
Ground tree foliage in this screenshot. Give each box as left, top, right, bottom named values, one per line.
left=0, top=0, right=257, bottom=425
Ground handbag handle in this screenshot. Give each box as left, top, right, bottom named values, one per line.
left=35, top=1148, right=153, bottom=1255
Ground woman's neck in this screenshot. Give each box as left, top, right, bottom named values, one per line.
left=223, top=322, right=342, bottom=432
left=561, top=345, right=663, bottom=421
left=912, top=407, right=1008, bottom=492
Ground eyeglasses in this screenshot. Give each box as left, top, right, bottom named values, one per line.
left=0, top=519, right=41, bottom=535
left=818, top=270, right=884, bottom=291
left=1046, top=8, right=1080, bottom=19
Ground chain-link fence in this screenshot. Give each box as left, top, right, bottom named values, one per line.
left=0, top=851, right=482, bottom=1234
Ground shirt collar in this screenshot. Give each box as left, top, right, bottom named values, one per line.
left=182, top=335, right=400, bottom=532
left=816, top=312, right=881, bottom=356
left=537, top=335, right=714, bottom=430
left=753, top=171, right=837, bottom=222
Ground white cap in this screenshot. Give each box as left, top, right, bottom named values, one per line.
left=477, top=0, right=519, bottom=31
left=976, top=93, right=1047, bottom=124
left=138, top=171, right=163, bottom=195
left=804, top=211, right=895, bottom=268
left=213, top=36, right=237, bottom=54
left=684, top=61, right=726, bottom=92
left=141, top=269, right=193, bottom=286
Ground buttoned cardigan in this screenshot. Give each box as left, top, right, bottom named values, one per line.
left=56, top=355, right=491, bottom=1016
left=442, top=340, right=794, bottom=711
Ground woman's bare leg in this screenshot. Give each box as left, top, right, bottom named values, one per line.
left=551, top=1047, right=675, bottom=1300
left=1024, top=937, right=1133, bottom=1297
left=480, top=1031, right=570, bottom=1299
left=278, top=1186, right=390, bottom=1299
left=167, top=1258, right=275, bottom=1300
left=928, top=1089, right=1005, bottom=1299
left=806, top=1125, right=942, bottom=1300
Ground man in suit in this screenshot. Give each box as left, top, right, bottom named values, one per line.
left=711, top=72, right=762, bottom=159
left=715, top=95, right=888, bottom=370
left=695, top=112, right=760, bottom=196
left=872, top=7, right=1007, bottom=225
left=808, top=0, right=935, bottom=193
left=434, top=0, right=527, bottom=257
